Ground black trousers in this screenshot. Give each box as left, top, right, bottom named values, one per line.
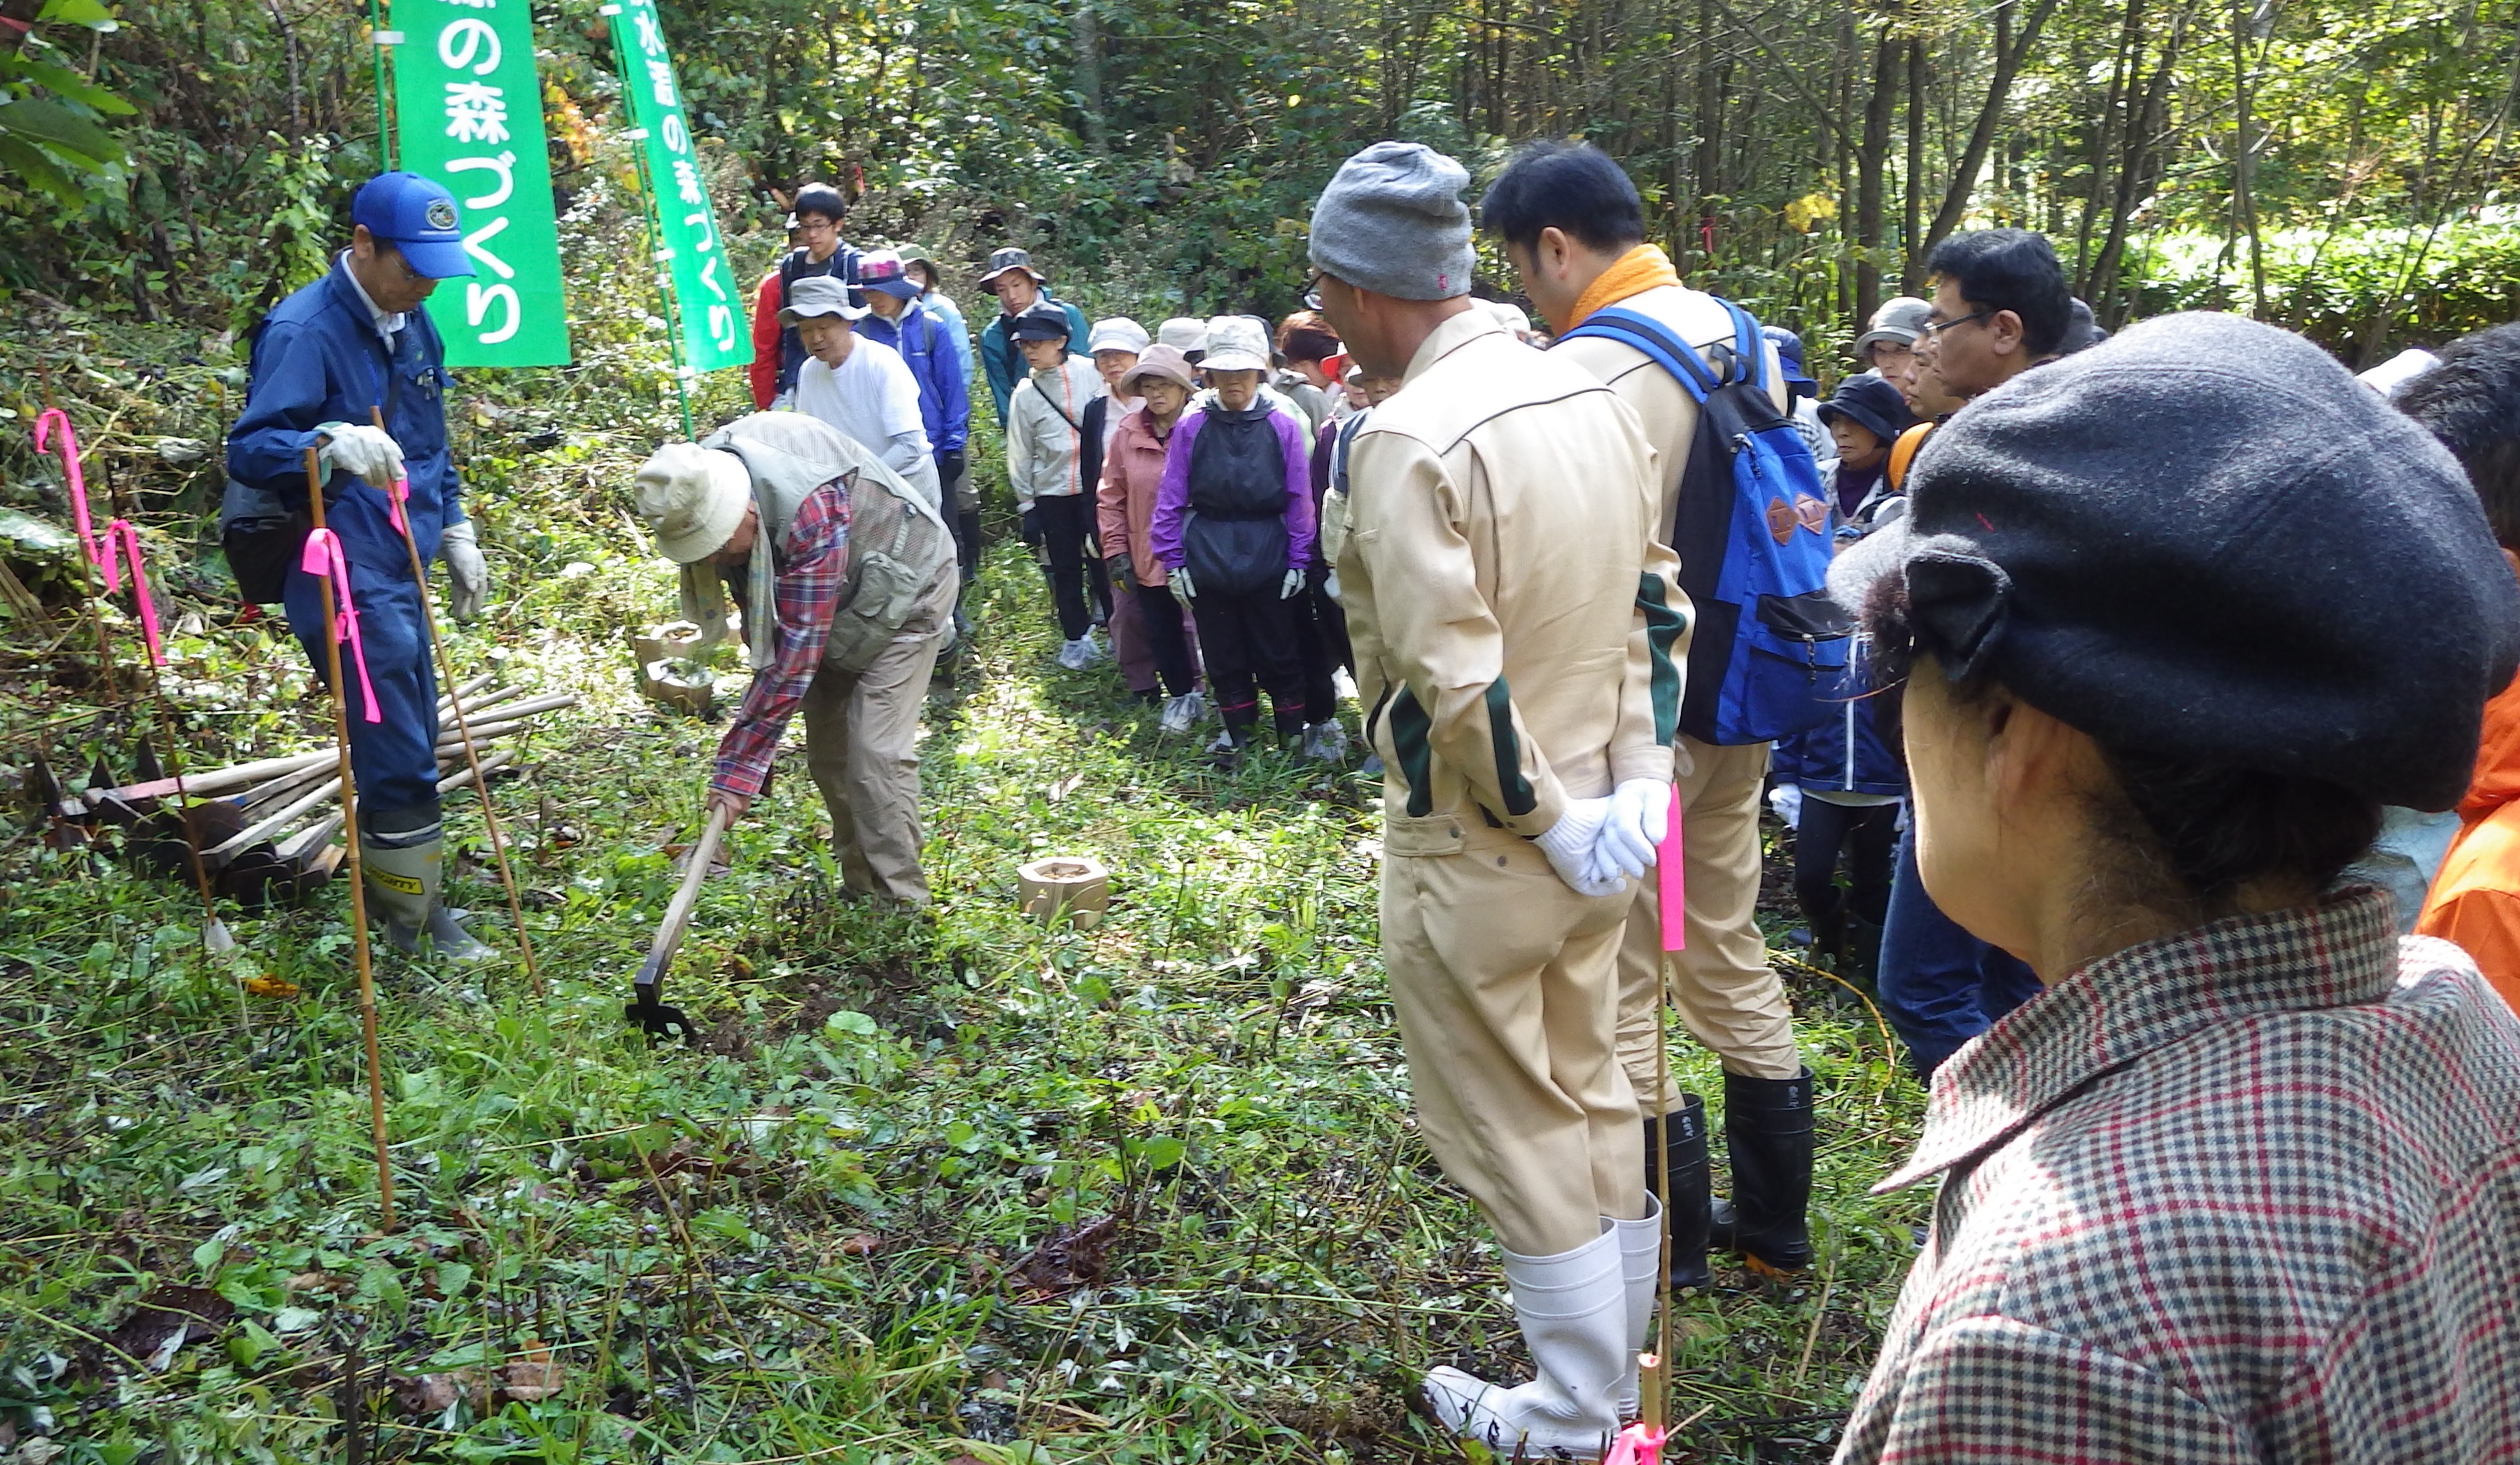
left=1792, top=796, right=1899, bottom=927
left=1130, top=580, right=1199, bottom=697
left=1188, top=587, right=1303, bottom=737
left=1295, top=570, right=1352, bottom=724
left=1032, top=493, right=1097, bottom=640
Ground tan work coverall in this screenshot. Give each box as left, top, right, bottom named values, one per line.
left=1553, top=283, right=1805, bottom=1102
left=1341, top=307, right=1689, bottom=1257
left=801, top=567, right=955, bottom=904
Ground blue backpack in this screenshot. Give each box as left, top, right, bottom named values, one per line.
left=1561, top=300, right=1848, bottom=745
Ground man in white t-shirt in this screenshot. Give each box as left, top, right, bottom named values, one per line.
left=781, top=275, right=942, bottom=510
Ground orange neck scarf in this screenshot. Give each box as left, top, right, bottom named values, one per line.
left=1569, top=244, right=1682, bottom=331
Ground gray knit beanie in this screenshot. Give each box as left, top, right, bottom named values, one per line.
left=1309, top=142, right=1476, bottom=301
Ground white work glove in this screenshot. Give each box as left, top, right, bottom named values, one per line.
left=1592, top=778, right=1670, bottom=885
left=1323, top=570, right=1341, bottom=602
left=1170, top=566, right=1197, bottom=601
left=1533, top=797, right=1628, bottom=898
left=1281, top=566, right=1305, bottom=599
left=317, top=422, right=405, bottom=487
left=438, top=519, right=489, bottom=623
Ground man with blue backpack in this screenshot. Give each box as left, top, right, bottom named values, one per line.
left=1488, top=141, right=1843, bottom=1287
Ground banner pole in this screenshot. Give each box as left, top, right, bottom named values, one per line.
left=604, top=3, right=697, bottom=442
left=368, top=0, right=395, bottom=169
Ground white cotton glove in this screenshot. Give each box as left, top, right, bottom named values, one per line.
left=1170, top=566, right=1197, bottom=601
left=1281, top=566, right=1305, bottom=599
left=438, top=519, right=489, bottom=622
left=1323, top=570, right=1341, bottom=602
left=1592, top=778, right=1670, bottom=885
left=1533, top=797, right=1628, bottom=898
left=318, top=422, right=406, bottom=487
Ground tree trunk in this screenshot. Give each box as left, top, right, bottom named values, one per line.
left=2230, top=0, right=2267, bottom=316
left=1901, top=32, right=1927, bottom=291
left=1071, top=0, right=1106, bottom=154
left=2074, top=0, right=2144, bottom=291
left=1924, top=0, right=2060, bottom=256
left=1854, top=25, right=1901, bottom=326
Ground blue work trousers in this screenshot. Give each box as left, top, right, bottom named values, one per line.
left=1875, top=829, right=2043, bottom=1079
left=285, top=552, right=441, bottom=822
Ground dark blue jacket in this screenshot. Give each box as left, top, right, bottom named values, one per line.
left=1775, top=662, right=1906, bottom=797
left=858, top=301, right=970, bottom=455
left=227, top=262, right=460, bottom=580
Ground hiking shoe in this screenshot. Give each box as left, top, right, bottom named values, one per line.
left=1160, top=692, right=1206, bottom=734
left=1206, top=728, right=1241, bottom=756
left=1057, top=638, right=1091, bottom=671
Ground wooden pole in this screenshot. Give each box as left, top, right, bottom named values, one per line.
left=371, top=408, right=540, bottom=993
left=304, top=444, right=397, bottom=1231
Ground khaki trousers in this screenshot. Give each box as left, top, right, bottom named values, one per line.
left=1617, top=736, right=1802, bottom=1109
left=1384, top=826, right=1646, bottom=1256
left=801, top=573, right=952, bottom=905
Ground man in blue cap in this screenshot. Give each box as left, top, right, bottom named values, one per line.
left=224, top=170, right=495, bottom=962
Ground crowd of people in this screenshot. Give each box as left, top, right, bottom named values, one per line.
left=223, top=137, right=2520, bottom=1462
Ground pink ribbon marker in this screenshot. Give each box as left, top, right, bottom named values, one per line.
left=1607, top=1422, right=1666, bottom=1464
left=1659, top=783, right=1687, bottom=953
left=300, top=528, right=383, bottom=722
left=386, top=474, right=410, bottom=537
left=32, top=409, right=104, bottom=577
left=102, top=520, right=165, bottom=666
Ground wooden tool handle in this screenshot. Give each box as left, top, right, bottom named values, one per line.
left=636, top=804, right=731, bottom=988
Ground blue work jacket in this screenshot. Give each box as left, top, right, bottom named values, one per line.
left=226, top=260, right=462, bottom=580
left=858, top=301, right=971, bottom=455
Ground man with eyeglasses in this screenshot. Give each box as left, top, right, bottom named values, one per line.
left=1915, top=228, right=2074, bottom=400
left=749, top=182, right=864, bottom=405
left=223, top=170, right=496, bottom=962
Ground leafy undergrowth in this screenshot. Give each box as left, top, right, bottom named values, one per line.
left=0, top=547, right=1930, bottom=1463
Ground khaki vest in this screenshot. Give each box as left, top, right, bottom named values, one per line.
left=701, top=412, right=955, bottom=673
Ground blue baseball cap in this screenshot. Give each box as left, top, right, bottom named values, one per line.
left=1762, top=325, right=1817, bottom=392
left=351, top=171, right=474, bottom=279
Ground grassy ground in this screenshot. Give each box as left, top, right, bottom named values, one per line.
left=0, top=218, right=1931, bottom=1462
left=0, top=536, right=1931, bottom=1463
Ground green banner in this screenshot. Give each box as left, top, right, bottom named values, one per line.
left=607, top=0, right=750, bottom=374
left=391, top=0, right=572, bottom=367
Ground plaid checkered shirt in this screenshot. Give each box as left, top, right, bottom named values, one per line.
left=710, top=480, right=850, bottom=803
left=1838, top=884, right=2520, bottom=1464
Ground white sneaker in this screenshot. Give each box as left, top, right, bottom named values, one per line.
left=1057, top=638, right=1090, bottom=671
left=1205, top=728, right=1240, bottom=755
left=1303, top=720, right=1349, bottom=763
left=1423, top=1224, right=1627, bottom=1458
left=1160, top=692, right=1205, bottom=735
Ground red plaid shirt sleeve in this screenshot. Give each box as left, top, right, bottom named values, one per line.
left=710, top=482, right=850, bottom=801
left=1836, top=886, right=2520, bottom=1464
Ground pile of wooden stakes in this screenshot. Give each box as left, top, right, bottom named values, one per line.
left=36, top=675, right=574, bottom=907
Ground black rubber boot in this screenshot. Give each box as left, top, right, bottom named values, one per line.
left=1844, top=914, right=1884, bottom=984
left=1640, top=1095, right=1713, bottom=1291
left=1809, top=902, right=1847, bottom=970
left=1707, top=1067, right=1815, bottom=1276
left=955, top=510, right=984, bottom=585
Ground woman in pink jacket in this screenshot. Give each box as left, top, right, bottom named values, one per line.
left=1098, top=344, right=1206, bottom=735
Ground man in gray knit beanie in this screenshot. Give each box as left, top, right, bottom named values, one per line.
left=1309, top=141, right=1479, bottom=300
left=1310, top=141, right=1691, bottom=1456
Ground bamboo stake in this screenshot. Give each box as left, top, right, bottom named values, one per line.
left=304, top=444, right=396, bottom=1232
left=370, top=405, right=540, bottom=992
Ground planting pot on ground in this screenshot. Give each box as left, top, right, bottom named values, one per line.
left=1019, top=855, right=1108, bottom=930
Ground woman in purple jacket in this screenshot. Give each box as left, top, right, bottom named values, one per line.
left=1149, top=317, right=1316, bottom=757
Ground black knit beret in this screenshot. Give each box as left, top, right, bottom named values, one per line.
left=1829, top=311, right=2520, bottom=811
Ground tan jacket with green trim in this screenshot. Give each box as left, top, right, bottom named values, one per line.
left=1339, top=309, right=1689, bottom=850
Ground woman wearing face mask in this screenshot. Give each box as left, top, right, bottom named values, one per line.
left=1148, top=316, right=1316, bottom=759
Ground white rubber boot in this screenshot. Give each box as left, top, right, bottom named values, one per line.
left=362, top=834, right=496, bottom=963
left=1423, top=1223, right=1627, bottom=1459
left=1612, top=1196, right=1663, bottom=1420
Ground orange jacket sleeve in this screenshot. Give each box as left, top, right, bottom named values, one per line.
left=2418, top=883, right=2520, bottom=1017
left=748, top=269, right=782, bottom=410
